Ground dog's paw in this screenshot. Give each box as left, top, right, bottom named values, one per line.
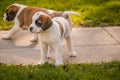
left=37, top=60, right=46, bottom=65
left=2, top=34, right=11, bottom=40
left=69, top=51, right=77, bottom=57
left=30, top=37, right=38, bottom=42
left=55, top=60, right=63, bottom=66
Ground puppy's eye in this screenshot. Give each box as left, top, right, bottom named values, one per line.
left=35, top=20, right=41, bottom=27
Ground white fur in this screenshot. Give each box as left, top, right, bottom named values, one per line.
left=63, top=11, right=80, bottom=16
left=29, top=12, right=77, bottom=66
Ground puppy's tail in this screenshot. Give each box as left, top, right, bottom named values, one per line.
left=62, top=11, right=80, bottom=31
left=62, top=11, right=80, bottom=16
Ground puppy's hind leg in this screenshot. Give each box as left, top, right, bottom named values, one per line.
left=65, top=34, right=77, bottom=57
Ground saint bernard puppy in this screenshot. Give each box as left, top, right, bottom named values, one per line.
left=29, top=12, right=77, bottom=66
left=3, top=3, right=79, bottom=41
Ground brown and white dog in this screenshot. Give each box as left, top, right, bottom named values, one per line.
left=3, top=3, right=79, bottom=41
left=29, top=12, right=77, bottom=66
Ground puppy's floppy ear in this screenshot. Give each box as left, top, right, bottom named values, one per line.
left=6, top=5, right=19, bottom=21
left=38, top=14, right=52, bottom=31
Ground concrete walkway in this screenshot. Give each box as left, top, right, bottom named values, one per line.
left=0, top=27, right=120, bottom=65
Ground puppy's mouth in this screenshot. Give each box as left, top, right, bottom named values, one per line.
left=37, top=32, right=40, bottom=33
left=29, top=26, right=42, bottom=33
left=30, top=31, right=40, bottom=34
left=30, top=30, right=35, bottom=33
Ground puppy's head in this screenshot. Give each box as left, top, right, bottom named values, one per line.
left=29, top=12, right=52, bottom=33
left=3, top=4, right=19, bottom=22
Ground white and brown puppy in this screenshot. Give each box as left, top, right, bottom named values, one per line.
left=3, top=3, right=79, bottom=41
left=29, top=12, right=77, bottom=66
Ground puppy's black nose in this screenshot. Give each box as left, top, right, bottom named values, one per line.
left=30, top=27, right=33, bottom=31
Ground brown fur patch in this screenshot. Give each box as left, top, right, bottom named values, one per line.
left=18, top=7, right=49, bottom=29
left=38, top=15, right=52, bottom=31
left=6, top=5, right=19, bottom=13
left=6, top=5, right=19, bottom=21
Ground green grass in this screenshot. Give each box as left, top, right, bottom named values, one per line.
left=0, top=0, right=120, bottom=30
left=0, top=61, right=120, bottom=80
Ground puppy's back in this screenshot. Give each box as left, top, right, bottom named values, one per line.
left=53, top=17, right=70, bottom=30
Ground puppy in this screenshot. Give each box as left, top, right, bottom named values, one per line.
left=29, top=12, right=77, bottom=66
left=3, top=3, right=79, bottom=41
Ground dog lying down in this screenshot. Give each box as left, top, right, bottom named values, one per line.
left=29, top=12, right=77, bottom=66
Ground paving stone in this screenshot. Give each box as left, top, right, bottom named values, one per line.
left=70, top=27, right=118, bottom=46
left=0, top=27, right=120, bottom=65
left=0, top=45, right=120, bottom=65
left=104, top=26, right=120, bottom=44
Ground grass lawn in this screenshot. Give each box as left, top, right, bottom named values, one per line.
left=0, top=0, right=120, bottom=30
left=0, top=61, right=120, bottom=80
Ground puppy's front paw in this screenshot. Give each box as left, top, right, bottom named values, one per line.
left=30, top=36, right=38, bottom=42
left=69, top=51, right=77, bottom=57
left=55, top=60, right=63, bottom=66
left=2, top=34, right=11, bottom=40
left=37, top=60, right=46, bottom=65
